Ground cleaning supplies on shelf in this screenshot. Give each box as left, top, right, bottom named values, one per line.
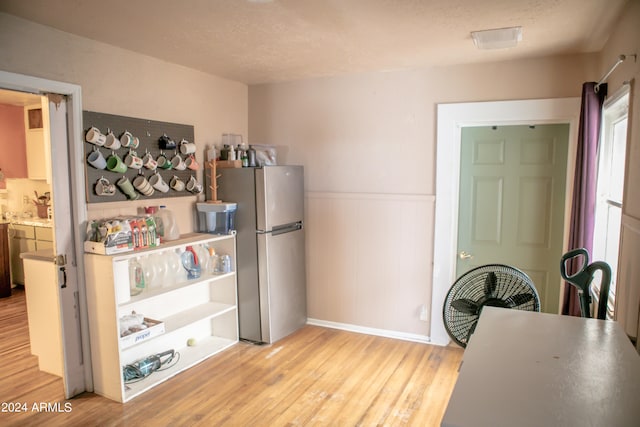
left=181, top=245, right=201, bottom=279
left=157, top=206, right=179, bottom=241
left=128, top=258, right=145, bottom=296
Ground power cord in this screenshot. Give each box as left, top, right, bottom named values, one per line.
left=123, top=350, right=180, bottom=384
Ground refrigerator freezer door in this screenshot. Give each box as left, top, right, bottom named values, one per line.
left=257, top=227, right=307, bottom=343
left=256, top=166, right=304, bottom=231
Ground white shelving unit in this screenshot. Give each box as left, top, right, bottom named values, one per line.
left=84, top=232, right=238, bottom=402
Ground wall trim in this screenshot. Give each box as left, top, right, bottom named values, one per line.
left=307, top=318, right=433, bottom=345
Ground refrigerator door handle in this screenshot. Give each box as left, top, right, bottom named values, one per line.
left=257, top=222, right=303, bottom=235
left=272, top=222, right=303, bottom=235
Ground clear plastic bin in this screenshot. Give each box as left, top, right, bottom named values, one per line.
left=196, top=202, right=237, bottom=235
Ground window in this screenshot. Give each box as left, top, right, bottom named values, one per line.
left=592, top=86, right=629, bottom=318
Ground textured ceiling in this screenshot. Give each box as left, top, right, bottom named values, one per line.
left=0, top=0, right=628, bottom=84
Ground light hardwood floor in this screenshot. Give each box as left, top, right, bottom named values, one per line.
left=0, top=288, right=463, bottom=426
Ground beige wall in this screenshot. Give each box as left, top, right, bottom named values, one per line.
left=250, top=54, right=598, bottom=339
left=0, top=13, right=248, bottom=232
left=2, top=5, right=636, bottom=343
left=598, top=0, right=640, bottom=340
left=250, top=54, right=598, bottom=195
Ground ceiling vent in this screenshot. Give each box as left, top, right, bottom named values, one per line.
left=471, top=26, right=522, bottom=50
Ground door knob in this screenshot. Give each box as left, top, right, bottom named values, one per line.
left=459, top=250, right=474, bottom=260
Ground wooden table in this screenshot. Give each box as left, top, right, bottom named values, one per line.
left=441, top=306, right=640, bottom=427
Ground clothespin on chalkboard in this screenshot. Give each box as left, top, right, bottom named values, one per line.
left=158, top=134, right=176, bottom=150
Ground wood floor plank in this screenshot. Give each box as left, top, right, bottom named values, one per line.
left=306, top=335, right=408, bottom=425
left=0, top=288, right=464, bottom=426
left=351, top=342, right=425, bottom=425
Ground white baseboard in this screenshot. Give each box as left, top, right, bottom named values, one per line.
left=306, top=318, right=442, bottom=345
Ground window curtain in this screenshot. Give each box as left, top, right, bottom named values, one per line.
left=562, top=82, right=607, bottom=316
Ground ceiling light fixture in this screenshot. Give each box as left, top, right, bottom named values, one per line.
left=471, top=26, right=522, bottom=50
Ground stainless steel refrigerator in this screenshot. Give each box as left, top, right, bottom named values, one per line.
left=215, top=165, right=307, bottom=343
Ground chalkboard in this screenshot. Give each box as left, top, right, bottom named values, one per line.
left=83, top=111, right=200, bottom=204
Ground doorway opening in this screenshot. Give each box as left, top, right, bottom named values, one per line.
left=430, top=98, right=581, bottom=345
left=0, top=88, right=63, bottom=392
left=0, top=70, right=90, bottom=398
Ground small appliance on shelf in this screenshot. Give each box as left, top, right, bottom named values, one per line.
left=196, top=202, right=237, bottom=235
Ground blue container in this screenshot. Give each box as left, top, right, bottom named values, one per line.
left=196, top=202, right=237, bottom=235
left=181, top=249, right=201, bottom=280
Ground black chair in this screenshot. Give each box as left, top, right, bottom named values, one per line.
left=560, top=248, right=612, bottom=320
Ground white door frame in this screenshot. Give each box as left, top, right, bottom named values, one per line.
left=431, top=98, right=581, bottom=345
left=0, top=70, right=92, bottom=395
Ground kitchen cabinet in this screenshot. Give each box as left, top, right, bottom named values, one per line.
left=9, top=223, right=53, bottom=285
left=24, top=104, right=51, bottom=182
left=0, top=223, right=10, bottom=297
left=22, top=250, right=63, bottom=376
left=35, top=226, right=53, bottom=250
left=84, top=233, right=238, bottom=402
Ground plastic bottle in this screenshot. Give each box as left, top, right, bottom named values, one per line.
left=207, top=246, right=218, bottom=275
left=154, top=212, right=164, bottom=240
left=220, top=144, right=229, bottom=161
left=194, top=244, right=210, bottom=275
left=128, top=258, right=145, bottom=296
left=206, top=145, right=216, bottom=162
left=158, top=206, right=180, bottom=241
left=145, top=206, right=163, bottom=242
left=181, top=246, right=201, bottom=279
left=146, top=216, right=157, bottom=246
left=247, top=145, right=256, bottom=167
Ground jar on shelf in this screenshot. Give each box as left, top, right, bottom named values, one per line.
left=128, top=258, right=145, bottom=296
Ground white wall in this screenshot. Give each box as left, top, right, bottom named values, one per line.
left=0, top=13, right=248, bottom=233
left=249, top=55, right=598, bottom=341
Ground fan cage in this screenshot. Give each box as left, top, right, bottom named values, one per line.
left=443, top=264, right=540, bottom=347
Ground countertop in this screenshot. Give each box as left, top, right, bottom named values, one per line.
left=4, top=217, right=52, bottom=228
left=20, top=247, right=54, bottom=262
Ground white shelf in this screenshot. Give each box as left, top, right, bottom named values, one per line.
left=107, top=232, right=234, bottom=260
left=121, top=271, right=235, bottom=308
left=84, top=233, right=238, bottom=403
left=119, top=301, right=235, bottom=352
left=123, top=335, right=236, bottom=401
left=164, top=301, right=236, bottom=331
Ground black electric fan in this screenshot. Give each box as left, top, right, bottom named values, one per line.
left=443, top=264, right=541, bottom=347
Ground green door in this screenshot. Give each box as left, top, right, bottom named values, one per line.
left=457, top=124, right=569, bottom=313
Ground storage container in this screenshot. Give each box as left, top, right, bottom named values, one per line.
left=157, top=206, right=180, bottom=241
left=196, top=202, right=237, bottom=235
